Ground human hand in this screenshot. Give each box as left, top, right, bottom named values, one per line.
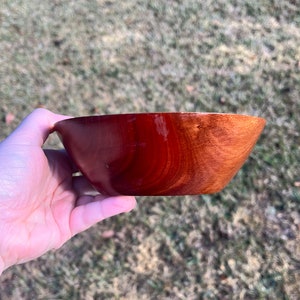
left=0, top=109, right=136, bottom=274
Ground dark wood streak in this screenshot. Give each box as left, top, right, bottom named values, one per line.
left=54, top=113, right=266, bottom=196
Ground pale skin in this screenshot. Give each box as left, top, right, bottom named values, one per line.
left=0, top=109, right=136, bottom=274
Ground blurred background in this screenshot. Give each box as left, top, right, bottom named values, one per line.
left=0, top=0, right=299, bottom=299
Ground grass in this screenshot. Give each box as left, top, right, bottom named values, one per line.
left=0, top=0, right=300, bottom=299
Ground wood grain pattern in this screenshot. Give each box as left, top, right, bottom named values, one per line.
left=54, top=113, right=266, bottom=196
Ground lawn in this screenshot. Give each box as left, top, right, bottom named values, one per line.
left=0, top=0, right=300, bottom=299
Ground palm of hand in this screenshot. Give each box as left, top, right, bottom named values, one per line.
left=0, top=143, right=76, bottom=267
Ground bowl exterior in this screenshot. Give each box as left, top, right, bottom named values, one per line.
left=54, top=113, right=266, bottom=196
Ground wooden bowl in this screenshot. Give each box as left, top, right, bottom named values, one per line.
left=54, top=113, right=266, bottom=196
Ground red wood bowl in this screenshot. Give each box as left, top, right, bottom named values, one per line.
left=54, top=113, right=266, bottom=196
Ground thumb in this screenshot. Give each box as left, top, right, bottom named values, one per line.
left=3, top=108, right=72, bottom=147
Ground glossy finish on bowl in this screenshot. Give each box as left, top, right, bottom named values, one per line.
left=54, top=113, right=266, bottom=196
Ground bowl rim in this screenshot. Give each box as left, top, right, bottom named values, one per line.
left=54, top=112, right=266, bottom=127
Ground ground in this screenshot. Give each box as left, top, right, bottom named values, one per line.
left=0, top=1, right=300, bottom=299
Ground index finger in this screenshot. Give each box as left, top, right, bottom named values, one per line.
left=4, top=108, right=72, bottom=147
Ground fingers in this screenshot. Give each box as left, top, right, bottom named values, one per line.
left=72, top=175, right=98, bottom=196
left=69, top=195, right=136, bottom=236
left=45, top=149, right=79, bottom=174
left=4, top=108, right=72, bottom=147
